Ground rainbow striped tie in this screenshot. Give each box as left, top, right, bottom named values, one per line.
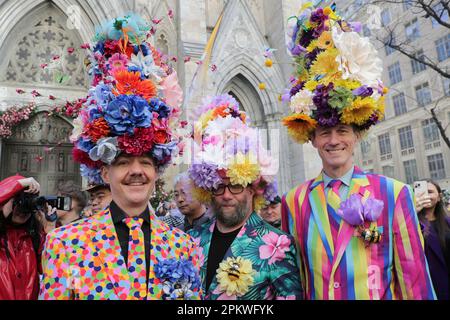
left=327, top=180, right=343, bottom=240
left=123, top=217, right=147, bottom=300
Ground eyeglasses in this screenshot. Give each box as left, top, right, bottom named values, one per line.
left=212, top=184, right=245, bottom=196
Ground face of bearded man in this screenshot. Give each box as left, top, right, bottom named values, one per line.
left=211, top=183, right=254, bottom=229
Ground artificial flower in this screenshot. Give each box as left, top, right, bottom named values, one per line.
left=309, top=48, right=340, bottom=83
left=282, top=113, right=317, bottom=143
left=70, top=115, right=84, bottom=142
left=108, top=53, right=128, bottom=73
left=149, top=98, right=171, bottom=119
left=88, top=137, right=119, bottom=164
left=188, top=163, right=222, bottom=191
left=113, top=70, right=157, bottom=99
left=105, top=95, right=152, bottom=135
left=160, top=71, right=183, bottom=108
left=83, top=117, right=111, bottom=142
left=192, top=186, right=213, bottom=203
left=216, top=257, right=255, bottom=297
left=226, top=152, right=260, bottom=187
left=332, top=26, right=383, bottom=88
left=328, top=87, right=353, bottom=110
left=117, top=127, right=154, bottom=156
left=253, top=195, right=267, bottom=212
left=289, top=89, right=314, bottom=115
left=340, top=97, right=376, bottom=126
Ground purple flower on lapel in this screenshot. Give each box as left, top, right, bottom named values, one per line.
left=337, top=194, right=384, bottom=226
left=336, top=194, right=364, bottom=226
left=362, top=197, right=384, bottom=222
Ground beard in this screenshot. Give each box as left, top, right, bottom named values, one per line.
left=212, top=197, right=252, bottom=229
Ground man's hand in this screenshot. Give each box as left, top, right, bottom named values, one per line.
left=18, top=177, right=40, bottom=194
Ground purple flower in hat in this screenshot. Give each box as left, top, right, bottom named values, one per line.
left=352, top=85, right=373, bottom=98
left=362, top=197, right=384, bottom=222
left=337, top=194, right=364, bottom=226
left=305, top=47, right=322, bottom=69
left=105, top=94, right=152, bottom=135
left=290, top=82, right=305, bottom=97
left=291, top=44, right=307, bottom=56
left=310, top=8, right=329, bottom=37
left=188, top=163, right=222, bottom=190
left=314, top=107, right=340, bottom=127
left=264, top=181, right=279, bottom=203
left=281, top=89, right=291, bottom=103
left=312, top=83, right=334, bottom=109
left=299, top=28, right=316, bottom=48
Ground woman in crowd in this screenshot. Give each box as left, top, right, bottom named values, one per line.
left=416, top=179, right=450, bottom=300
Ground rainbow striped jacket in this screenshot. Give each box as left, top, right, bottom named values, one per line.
left=281, top=166, right=436, bottom=300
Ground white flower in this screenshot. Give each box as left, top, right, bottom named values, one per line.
left=70, top=116, right=83, bottom=142
left=89, top=137, right=119, bottom=164
left=332, top=27, right=383, bottom=88
left=289, top=90, right=314, bottom=115
left=129, top=52, right=165, bottom=82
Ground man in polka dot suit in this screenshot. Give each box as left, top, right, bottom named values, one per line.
left=39, top=14, right=202, bottom=300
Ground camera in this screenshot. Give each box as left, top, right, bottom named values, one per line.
left=13, top=193, right=72, bottom=222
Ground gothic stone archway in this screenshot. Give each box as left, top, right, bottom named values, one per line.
left=1, top=112, right=80, bottom=195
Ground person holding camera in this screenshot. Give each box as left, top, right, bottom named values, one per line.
left=0, top=175, right=56, bottom=300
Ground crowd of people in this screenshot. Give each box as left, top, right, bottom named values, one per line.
left=1, top=6, right=450, bottom=300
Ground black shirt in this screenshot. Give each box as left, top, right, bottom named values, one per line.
left=109, top=201, right=151, bottom=282
left=205, top=225, right=242, bottom=292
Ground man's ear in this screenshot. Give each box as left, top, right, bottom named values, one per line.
left=100, top=166, right=110, bottom=184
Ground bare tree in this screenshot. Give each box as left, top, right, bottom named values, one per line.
left=370, top=0, right=450, bottom=149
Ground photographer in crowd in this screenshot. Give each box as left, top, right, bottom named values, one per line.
left=55, top=181, right=88, bottom=227
left=0, top=175, right=56, bottom=300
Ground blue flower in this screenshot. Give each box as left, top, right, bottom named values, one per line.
left=155, top=258, right=201, bottom=300
left=93, top=41, right=105, bottom=54
left=133, top=43, right=150, bottom=56
left=152, top=141, right=177, bottom=164
left=91, top=83, right=115, bottom=108
left=149, top=98, right=171, bottom=119
left=80, top=165, right=103, bottom=185
left=88, top=106, right=104, bottom=121
left=77, top=138, right=95, bottom=153
left=105, top=95, right=152, bottom=135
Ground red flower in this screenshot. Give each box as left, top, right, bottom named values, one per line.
left=118, top=127, right=154, bottom=156
left=72, top=148, right=102, bottom=168
left=83, top=117, right=110, bottom=142
left=104, top=40, right=134, bottom=58
left=151, top=118, right=170, bottom=144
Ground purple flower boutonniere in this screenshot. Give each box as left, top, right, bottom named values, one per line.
left=337, top=194, right=384, bottom=246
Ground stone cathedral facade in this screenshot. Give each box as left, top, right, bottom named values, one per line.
left=0, top=0, right=313, bottom=195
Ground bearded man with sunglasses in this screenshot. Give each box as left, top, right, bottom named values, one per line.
left=187, top=94, right=303, bottom=300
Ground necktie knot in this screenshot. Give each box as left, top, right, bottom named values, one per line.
left=123, top=217, right=144, bottom=230
left=329, top=179, right=342, bottom=194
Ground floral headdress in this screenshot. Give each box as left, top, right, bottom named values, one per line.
left=282, top=4, right=388, bottom=144
left=70, top=14, right=184, bottom=184
left=188, top=94, right=279, bottom=211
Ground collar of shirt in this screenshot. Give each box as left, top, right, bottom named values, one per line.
left=323, top=166, right=355, bottom=189
left=109, top=201, right=151, bottom=225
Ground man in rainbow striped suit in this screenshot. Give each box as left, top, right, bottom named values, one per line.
left=280, top=5, right=435, bottom=300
